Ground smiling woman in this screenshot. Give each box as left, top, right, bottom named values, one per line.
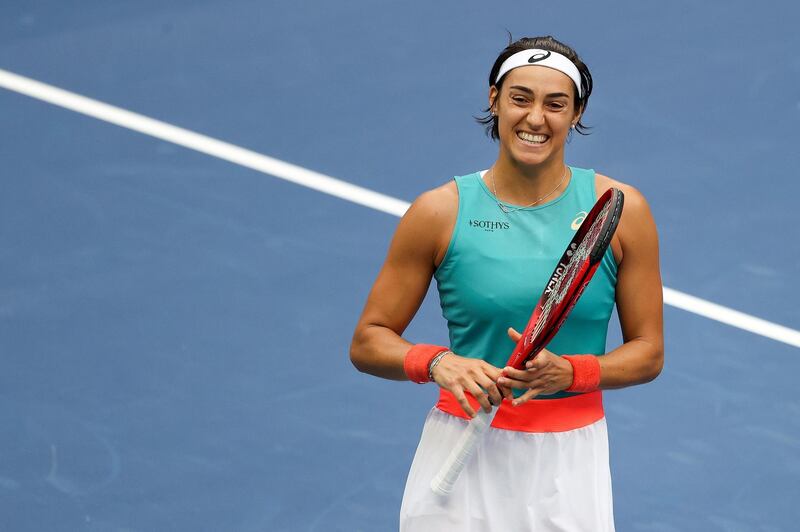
left=477, top=37, right=593, bottom=140
left=350, top=35, right=664, bottom=531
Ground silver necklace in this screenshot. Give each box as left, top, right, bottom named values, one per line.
left=489, top=165, right=569, bottom=214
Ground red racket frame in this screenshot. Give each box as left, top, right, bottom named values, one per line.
left=506, top=187, right=624, bottom=370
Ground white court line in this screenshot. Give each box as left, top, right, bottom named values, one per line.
left=1, top=67, right=798, bottom=349
left=0, top=69, right=408, bottom=218
left=662, top=288, right=799, bottom=347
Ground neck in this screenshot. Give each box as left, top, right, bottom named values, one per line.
left=489, top=155, right=569, bottom=206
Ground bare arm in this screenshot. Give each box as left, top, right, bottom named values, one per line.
left=597, top=183, right=664, bottom=387
left=350, top=183, right=506, bottom=415
left=349, top=187, right=448, bottom=380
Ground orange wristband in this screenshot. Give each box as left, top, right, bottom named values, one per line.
left=404, top=344, right=449, bottom=384
left=563, top=355, right=601, bottom=393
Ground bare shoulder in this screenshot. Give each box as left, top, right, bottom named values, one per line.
left=595, top=173, right=655, bottom=223
left=595, top=173, right=658, bottom=261
left=396, top=179, right=458, bottom=266
left=406, top=179, right=458, bottom=222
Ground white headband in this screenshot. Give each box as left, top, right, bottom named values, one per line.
left=495, top=49, right=583, bottom=98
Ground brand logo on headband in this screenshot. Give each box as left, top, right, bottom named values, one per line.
left=527, top=51, right=552, bottom=64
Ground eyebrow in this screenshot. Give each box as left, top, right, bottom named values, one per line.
left=508, top=85, right=571, bottom=99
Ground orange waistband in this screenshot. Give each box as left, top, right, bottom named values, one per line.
left=436, top=388, right=604, bottom=433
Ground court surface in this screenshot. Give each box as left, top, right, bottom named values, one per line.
left=1, top=1, right=799, bottom=530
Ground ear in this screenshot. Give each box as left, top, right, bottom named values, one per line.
left=488, top=86, right=499, bottom=114
left=572, top=102, right=584, bottom=127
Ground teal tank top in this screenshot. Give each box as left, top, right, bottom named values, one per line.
left=434, top=167, right=618, bottom=399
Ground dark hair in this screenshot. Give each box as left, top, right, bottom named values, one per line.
left=477, top=35, right=593, bottom=139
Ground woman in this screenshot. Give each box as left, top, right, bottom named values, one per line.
left=350, top=35, right=663, bottom=531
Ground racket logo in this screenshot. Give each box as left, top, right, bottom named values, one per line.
left=545, top=262, right=568, bottom=294
left=566, top=242, right=578, bottom=257
left=571, top=211, right=587, bottom=230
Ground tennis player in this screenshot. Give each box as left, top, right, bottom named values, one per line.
left=350, top=35, right=663, bottom=531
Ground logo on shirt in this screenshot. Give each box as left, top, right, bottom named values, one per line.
left=571, top=211, right=587, bottom=230
left=468, top=219, right=510, bottom=232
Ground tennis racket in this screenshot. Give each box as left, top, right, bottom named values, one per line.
left=430, top=187, right=624, bottom=496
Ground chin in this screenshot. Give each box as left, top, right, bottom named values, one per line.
left=509, top=147, right=557, bottom=168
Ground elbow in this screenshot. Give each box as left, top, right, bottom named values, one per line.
left=349, top=346, right=367, bottom=374
left=349, top=342, right=364, bottom=373
left=349, top=331, right=369, bottom=374
left=643, top=348, right=664, bottom=383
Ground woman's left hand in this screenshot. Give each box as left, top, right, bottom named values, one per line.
left=497, top=327, right=574, bottom=406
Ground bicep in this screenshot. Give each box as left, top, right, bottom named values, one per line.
left=356, top=190, right=453, bottom=336
left=614, top=188, right=664, bottom=347
left=359, top=244, right=434, bottom=337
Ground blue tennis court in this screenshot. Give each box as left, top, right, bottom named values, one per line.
left=1, top=1, right=798, bottom=530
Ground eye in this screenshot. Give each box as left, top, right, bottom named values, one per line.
left=510, top=95, right=528, bottom=105
left=548, top=101, right=567, bottom=110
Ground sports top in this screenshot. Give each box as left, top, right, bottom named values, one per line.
left=434, top=166, right=618, bottom=401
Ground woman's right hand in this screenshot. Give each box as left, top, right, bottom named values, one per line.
left=430, top=353, right=510, bottom=417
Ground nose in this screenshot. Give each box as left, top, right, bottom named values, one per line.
left=526, top=105, right=545, bottom=128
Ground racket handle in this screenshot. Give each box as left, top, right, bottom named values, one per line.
left=429, top=408, right=494, bottom=495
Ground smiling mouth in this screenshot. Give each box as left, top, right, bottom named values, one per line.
left=516, top=131, right=549, bottom=145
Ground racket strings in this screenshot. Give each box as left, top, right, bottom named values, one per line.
left=557, top=201, right=611, bottom=297
left=527, top=201, right=613, bottom=345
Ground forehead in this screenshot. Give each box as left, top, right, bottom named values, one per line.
left=502, top=65, right=574, bottom=95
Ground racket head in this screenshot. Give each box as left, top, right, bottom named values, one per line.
left=507, top=187, right=624, bottom=369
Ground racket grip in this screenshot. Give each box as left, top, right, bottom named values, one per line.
left=429, top=408, right=494, bottom=495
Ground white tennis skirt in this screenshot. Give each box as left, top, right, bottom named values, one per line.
left=399, top=408, right=615, bottom=531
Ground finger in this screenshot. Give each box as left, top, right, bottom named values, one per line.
left=500, top=370, right=539, bottom=391
left=487, top=385, right=504, bottom=407
left=452, top=388, right=476, bottom=418
left=512, top=388, right=542, bottom=406
left=507, top=327, right=522, bottom=342
left=464, top=382, right=494, bottom=413
left=473, top=367, right=504, bottom=406
left=473, top=370, right=502, bottom=405
left=502, top=366, right=538, bottom=380
left=498, top=383, right=514, bottom=400
left=498, top=372, right=539, bottom=390
left=476, top=376, right=504, bottom=406
left=525, top=355, right=552, bottom=371
left=525, top=359, right=546, bottom=371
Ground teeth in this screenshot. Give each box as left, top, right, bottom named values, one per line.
left=517, top=132, right=548, bottom=144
